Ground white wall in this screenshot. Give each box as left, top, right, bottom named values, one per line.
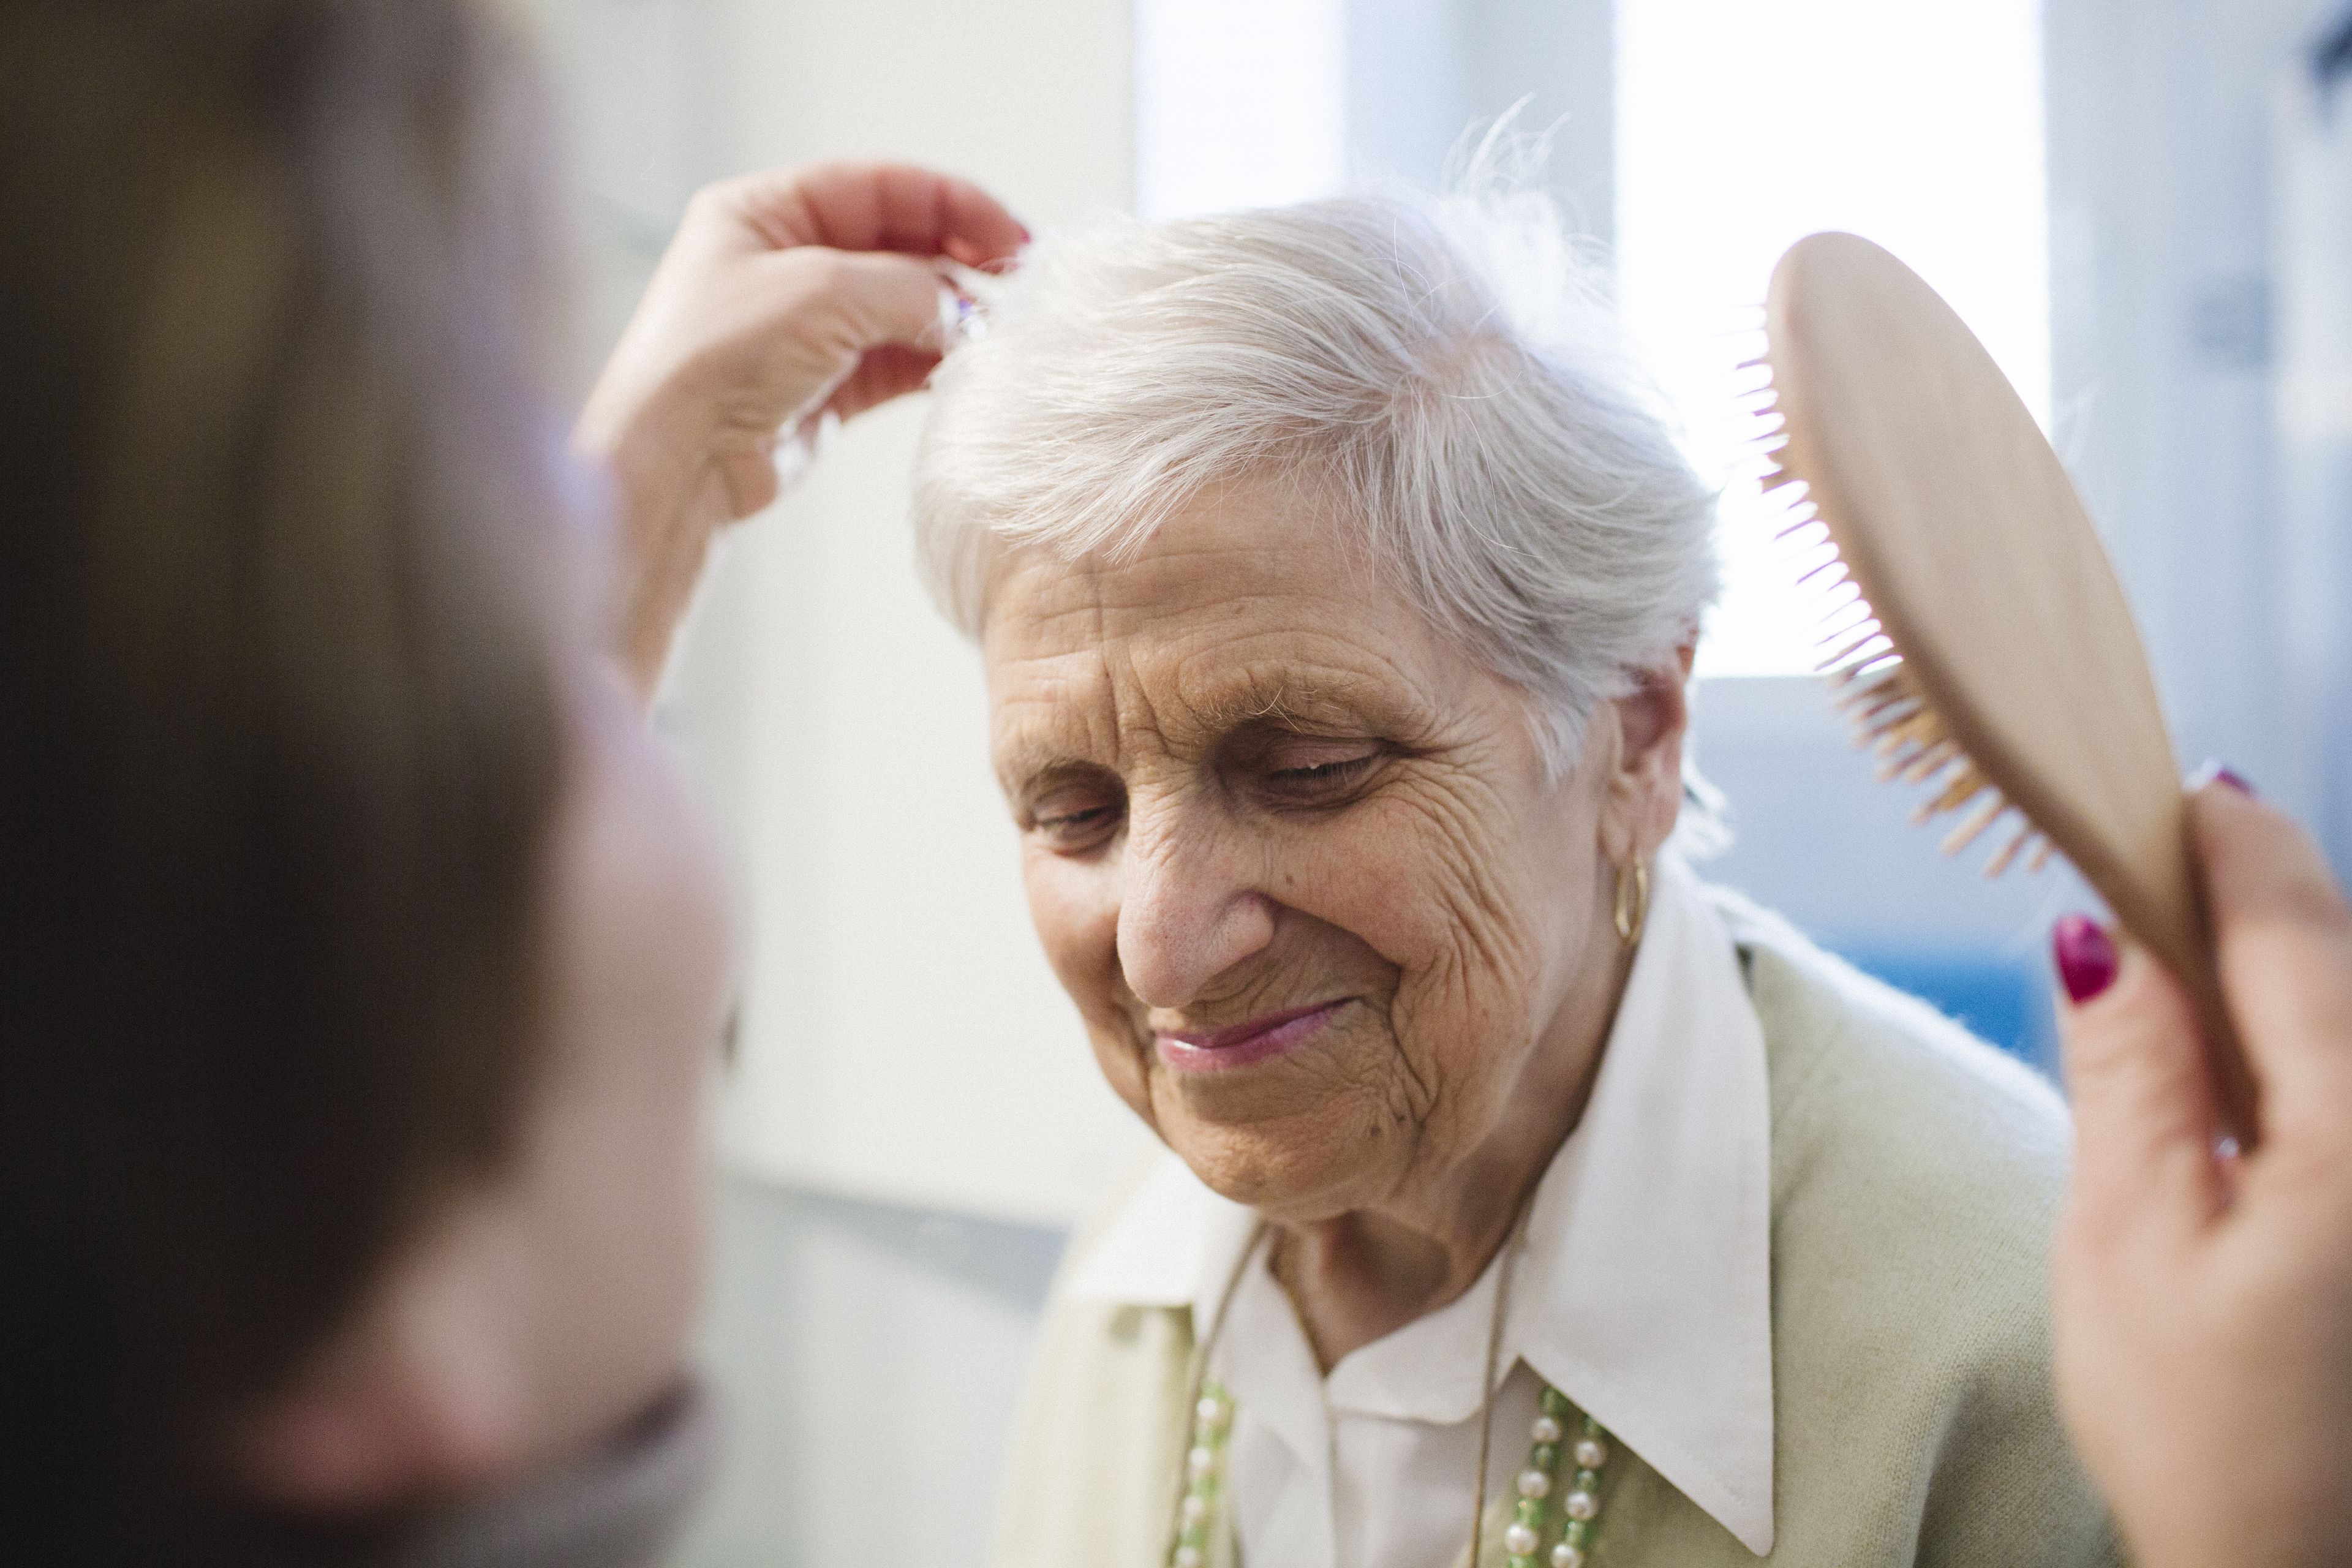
left=674, top=1177, right=1062, bottom=1566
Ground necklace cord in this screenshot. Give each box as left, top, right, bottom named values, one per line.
left=1466, top=1200, right=1534, bottom=1567
left=1167, top=1223, right=1271, bottom=1561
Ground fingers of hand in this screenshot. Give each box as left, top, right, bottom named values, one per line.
left=2059, top=933, right=2228, bottom=1243
left=766, top=247, right=957, bottom=359
left=2192, top=786, right=2352, bottom=1121
left=709, top=162, right=1027, bottom=266
left=695, top=252, right=951, bottom=462
left=824, top=344, right=945, bottom=424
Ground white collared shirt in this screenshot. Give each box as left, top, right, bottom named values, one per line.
left=1065, top=852, right=1777, bottom=1568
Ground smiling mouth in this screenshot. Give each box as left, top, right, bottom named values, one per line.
left=1153, top=999, right=1350, bottom=1073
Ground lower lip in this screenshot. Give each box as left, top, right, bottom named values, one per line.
left=1155, top=1001, right=1348, bottom=1074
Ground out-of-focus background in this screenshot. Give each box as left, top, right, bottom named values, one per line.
left=515, top=1, right=2352, bottom=1560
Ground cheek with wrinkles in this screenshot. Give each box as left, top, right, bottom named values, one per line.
left=1357, top=769, right=1556, bottom=1132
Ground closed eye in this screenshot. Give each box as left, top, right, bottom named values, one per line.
left=1025, top=774, right=1126, bottom=854
left=1271, top=755, right=1376, bottom=785
left=1260, top=747, right=1384, bottom=805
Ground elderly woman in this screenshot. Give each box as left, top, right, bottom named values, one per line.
left=911, top=195, right=2120, bottom=1568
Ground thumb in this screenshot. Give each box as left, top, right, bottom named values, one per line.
left=2056, top=919, right=2227, bottom=1247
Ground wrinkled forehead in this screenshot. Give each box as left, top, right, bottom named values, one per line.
left=981, top=475, right=1359, bottom=618
left=981, top=485, right=1383, bottom=670
left=976, top=489, right=1480, bottom=769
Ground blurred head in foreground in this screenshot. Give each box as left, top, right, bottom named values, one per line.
left=0, top=2, right=731, bottom=1558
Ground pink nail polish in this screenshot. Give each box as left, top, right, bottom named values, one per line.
left=2187, top=758, right=2256, bottom=796
left=2053, top=914, right=2120, bottom=1004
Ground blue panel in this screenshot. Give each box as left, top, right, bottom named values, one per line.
left=1831, top=944, right=2059, bottom=1077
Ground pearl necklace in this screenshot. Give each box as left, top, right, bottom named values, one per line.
left=1166, top=1219, right=1618, bottom=1568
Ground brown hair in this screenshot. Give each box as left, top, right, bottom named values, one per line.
left=0, top=0, right=565, bottom=1553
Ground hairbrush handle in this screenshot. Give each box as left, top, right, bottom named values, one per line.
left=2123, top=810, right=2258, bottom=1148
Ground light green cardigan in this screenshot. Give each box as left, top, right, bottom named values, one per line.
left=990, top=900, right=2123, bottom=1567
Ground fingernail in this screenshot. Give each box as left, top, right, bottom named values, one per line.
left=2053, top=914, right=2120, bottom=1004
left=2186, top=758, right=2256, bottom=796
left=1017, top=224, right=1034, bottom=245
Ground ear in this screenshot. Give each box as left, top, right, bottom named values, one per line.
left=1597, top=641, right=1695, bottom=867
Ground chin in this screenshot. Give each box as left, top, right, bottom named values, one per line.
left=1154, top=1098, right=1408, bottom=1221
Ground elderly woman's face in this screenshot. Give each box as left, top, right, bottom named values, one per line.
left=982, top=484, right=1637, bottom=1218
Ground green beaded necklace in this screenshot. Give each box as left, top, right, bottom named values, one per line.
left=1500, top=1390, right=1615, bottom=1568
left=1170, top=1379, right=1615, bottom=1568
left=1166, top=1221, right=1616, bottom=1568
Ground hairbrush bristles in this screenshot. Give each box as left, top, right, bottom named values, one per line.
left=1750, top=371, right=2053, bottom=880
left=1825, top=654, right=2052, bottom=876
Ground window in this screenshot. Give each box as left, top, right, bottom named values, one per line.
left=1615, top=0, right=2051, bottom=676
left=1134, top=0, right=1346, bottom=220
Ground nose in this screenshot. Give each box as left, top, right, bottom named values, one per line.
left=1115, top=789, right=1276, bottom=1010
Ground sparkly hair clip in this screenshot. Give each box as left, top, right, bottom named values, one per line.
left=933, top=257, right=1011, bottom=351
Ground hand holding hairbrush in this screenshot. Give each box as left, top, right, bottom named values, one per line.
left=1754, top=231, right=2257, bottom=1145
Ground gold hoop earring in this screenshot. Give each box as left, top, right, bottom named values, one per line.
left=1613, top=860, right=1650, bottom=948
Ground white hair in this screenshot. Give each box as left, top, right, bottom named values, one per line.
left=910, top=174, right=1721, bottom=774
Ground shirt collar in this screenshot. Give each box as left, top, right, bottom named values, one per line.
left=1065, top=851, right=1777, bottom=1555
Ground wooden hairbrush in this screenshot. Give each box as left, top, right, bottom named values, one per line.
left=1754, top=231, right=2256, bottom=1142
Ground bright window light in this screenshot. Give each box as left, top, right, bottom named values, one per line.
left=1134, top=0, right=1346, bottom=219
left=1616, top=0, right=2050, bottom=677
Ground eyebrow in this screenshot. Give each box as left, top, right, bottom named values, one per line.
left=1186, top=671, right=1366, bottom=733
left=998, top=753, right=1114, bottom=799
left=1194, top=688, right=1302, bottom=731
